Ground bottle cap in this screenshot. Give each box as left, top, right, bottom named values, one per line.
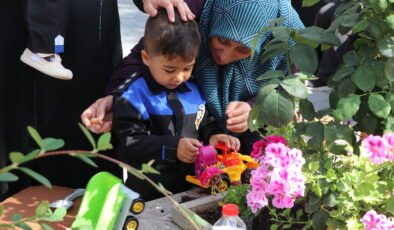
left=222, top=204, right=239, bottom=216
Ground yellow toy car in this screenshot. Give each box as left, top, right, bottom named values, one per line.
left=186, top=143, right=258, bottom=192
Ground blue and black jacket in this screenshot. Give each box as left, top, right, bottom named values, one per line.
left=112, top=68, right=219, bottom=199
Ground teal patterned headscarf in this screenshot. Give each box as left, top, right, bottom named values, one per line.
left=195, top=0, right=304, bottom=129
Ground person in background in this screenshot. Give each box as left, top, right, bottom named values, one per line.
left=0, top=0, right=122, bottom=199
left=20, top=0, right=73, bottom=80
left=113, top=9, right=239, bottom=200
left=81, top=0, right=305, bottom=154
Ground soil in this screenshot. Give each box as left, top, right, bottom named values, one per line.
left=180, top=195, right=196, bottom=203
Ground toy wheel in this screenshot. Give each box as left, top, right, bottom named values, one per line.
left=130, top=198, right=145, bottom=214
left=123, top=215, right=139, bottom=230
left=213, top=174, right=230, bottom=193
left=241, top=168, right=254, bottom=184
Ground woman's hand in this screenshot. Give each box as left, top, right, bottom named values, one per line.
left=225, top=101, right=251, bottom=133
left=142, top=0, right=195, bottom=22
left=81, top=95, right=114, bottom=133
left=209, top=134, right=240, bottom=151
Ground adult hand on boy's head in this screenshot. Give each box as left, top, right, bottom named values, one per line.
left=177, top=138, right=201, bottom=163
left=81, top=95, right=114, bottom=133
left=209, top=134, right=240, bottom=151
left=142, top=0, right=195, bottom=22
left=225, top=101, right=251, bottom=133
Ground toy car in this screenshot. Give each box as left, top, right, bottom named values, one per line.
left=186, top=143, right=258, bottom=192
left=76, top=172, right=145, bottom=230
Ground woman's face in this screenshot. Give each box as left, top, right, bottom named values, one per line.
left=209, top=37, right=251, bottom=65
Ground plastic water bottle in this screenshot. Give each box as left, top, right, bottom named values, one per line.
left=212, top=204, right=247, bottom=230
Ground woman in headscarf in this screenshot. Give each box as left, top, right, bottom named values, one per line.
left=81, top=0, right=304, bottom=152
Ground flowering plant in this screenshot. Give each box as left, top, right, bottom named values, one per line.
left=247, top=141, right=306, bottom=212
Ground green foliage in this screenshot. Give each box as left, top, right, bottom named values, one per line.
left=225, top=184, right=253, bottom=218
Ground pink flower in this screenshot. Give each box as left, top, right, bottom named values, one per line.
left=361, top=210, right=391, bottom=230
left=362, top=135, right=390, bottom=165
left=246, top=190, right=268, bottom=214
left=250, top=135, right=288, bottom=161
left=272, top=194, right=294, bottom=209
left=199, top=167, right=223, bottom=186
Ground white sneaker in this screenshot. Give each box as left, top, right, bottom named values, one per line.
left=20, top=48, right=73, bottom=80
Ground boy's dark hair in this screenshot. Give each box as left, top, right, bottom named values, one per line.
left=143, top=8, right=201, bottom=62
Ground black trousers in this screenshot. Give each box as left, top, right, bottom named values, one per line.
left=24, top=0, right=69, bottom=53
left=1, top=0, right=122, bottom=198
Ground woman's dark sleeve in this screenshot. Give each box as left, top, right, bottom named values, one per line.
left=104, top=38, right=144, bottom=94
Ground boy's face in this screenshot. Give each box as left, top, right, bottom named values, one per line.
left=141, top=50, right=195, bottom=90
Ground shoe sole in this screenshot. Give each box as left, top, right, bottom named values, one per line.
left=20, top=54, right=73, bottom=80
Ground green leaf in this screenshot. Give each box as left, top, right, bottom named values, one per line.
left=299, top=99, right=315, bottom=121
left=35, top=201, right=49, bottom=217
left=78, top=123, right=96, bottom=150
left=24, top=149, right=40, bottom=161
left=12, top=213, right=22, bottom=221
left=311, top=182, right=322, bottom=197
left=351, top=65, right=376, bottom=92
left=305, top=122, right=324, bottom=148
left=343, top=50, right=359, bottom=66
left=386, top=197, right=394, bottom=215
left=0, top=206, right=3, bottom=217
left=340, top=13, right=359, bottom=28
left=75, top=154, right=98, bottom=168
left=260, top=40, right=286, bottom=64
left=71, top=217, right=93, bottom=230
left=97, top=133, right=112, bottom=151
left=256, top=70, right=285, bottom=81
left=356, top=182, right=374, bottom=196
left=42, top=138, right=64, bottom=151
left=27, top=126, right=43, bottom=149
left=18, top=167, right=51, bottom=188
left=15, top=222, right=32, bottom=230
left=9, top=152, right=25, bottom=164
left=352, top=19, right=369, bottom=33
left=272, top=27, right=291, bottom=42
left=54, top=207, right=67, bottom=219
left=289, top=44, right=318, bottom=73
left=302, top=0, right=320, bottom=7
left=248, top=106, right=261, bottom=132
left=368, top=94, right=391, bottom=118
left=0, top=172, right=19, bottom=182
left=279, top=76, right=308, bottom=99
left=296, top=26, right=325, bottom=45
left=326, top=219, right=346, bottom=229
left=324, top=193, right=338, bottom=207
left=141, top=162, right=160, bottom=174
left=325, top=123, right=355, bottom=154
left=378, top=36, right=394, bottom=58
left=387, top=15, right=394, bottom=30
left=259, top=90, right=294, bottom=127
left=337, top=78, right=356, bottom=97
left=333, top=94, right=361, bottom=121
left=40, top=223, right=54, bottom=230
left=385, top=58, right=394, bottom=81
left=329, top=207, right=344, bottom=218
left=332, top=66, right=355, bottom=82
left=312, top=211, right=329, bottom=230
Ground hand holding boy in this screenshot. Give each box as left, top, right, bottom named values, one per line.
left=209, top=134, right=240, bottom=151
left=177, top=138, right=202, bottom=163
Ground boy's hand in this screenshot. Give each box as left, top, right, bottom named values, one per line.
left=177, top=138, right=201, bottom=163
left=209, top=134, right=240, bottom=151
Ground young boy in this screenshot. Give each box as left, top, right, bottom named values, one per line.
left=20, top=0, right=73, bottom=80
left=112, top=9, right=239, bottom=200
